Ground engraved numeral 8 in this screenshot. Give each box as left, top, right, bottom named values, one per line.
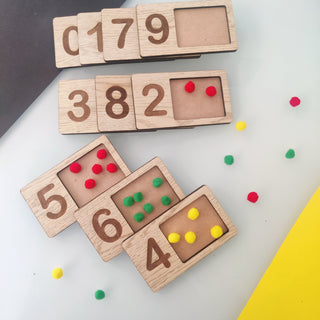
left=105, top=86, right=130, bottom=119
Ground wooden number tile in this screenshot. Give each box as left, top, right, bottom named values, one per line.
left=122, top=185, right=237, bottom=292
left=77, top=12, right=106, bottom=65
left=132, top=70, right=232, bottom=130
left=102, top=8, right=141, bottom=62
left=95, top=75, right=136, bottom=132
left=53, top=16, right=81, bottom=68
left=75, top=157, right=184, bottom=262
left=21, top=136, right=130, bottom=237
left=59, top=79, right=98, bottom=134
left=136, top=0, right=238, bottom=57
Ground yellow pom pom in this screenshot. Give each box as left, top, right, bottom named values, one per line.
left=211, top=225, right=223, bottom=239
left=187, top=208, right=199, bottom=220
left=236, top=121, right=247, bottom=131
left=52, top=267, right=63, bottom=279
left=185, top=231, right=196, bottom=244
left=168, top=232, right=180, bottom=243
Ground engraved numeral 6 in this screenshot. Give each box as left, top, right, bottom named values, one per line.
left=92, top=209, right=122, bottom=242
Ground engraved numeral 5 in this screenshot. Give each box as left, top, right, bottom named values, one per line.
left=37, top=184, right=67, bottom=219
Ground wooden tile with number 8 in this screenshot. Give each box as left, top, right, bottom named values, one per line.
left=95, top=75, right=137, bottom=132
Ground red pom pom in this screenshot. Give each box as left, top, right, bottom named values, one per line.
left=85, top=179, right=96, bottom=189
left=97, top=149, right=107, bottom=159
left=70, top=162, right=81, bottom=173
left=289, top=96, right=300, bottom=107
left=247, top=192, right=259, bottom=203
left=92, top=164, right=102, bottom=174
left=206, top=86, right=217, bottom=97
left=106, top=163, right=117, bottom=173
left=184, top=81, right=195, bottom=93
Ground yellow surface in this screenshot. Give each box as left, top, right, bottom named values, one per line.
left=238, top=187, right=320, bottom=320
left=168, top=232, right=180, bottom=244
left=185, top=231, right=196, bottom=244
left=236, top=121, right=247, bottom=131
left=52, top=267, right=63, bottom=279
left=210, top=225, right=223, bottom=239
left=187, top=208, right=199, bottom=220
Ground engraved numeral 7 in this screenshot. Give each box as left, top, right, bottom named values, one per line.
left=111, top=18, right=134, bottom=49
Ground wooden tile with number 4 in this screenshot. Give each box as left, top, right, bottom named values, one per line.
left=75, top=157, right=184, bottom=262
left=122, top=185, right=237, bottom=292
left=21, top=136, right=130, bottom=237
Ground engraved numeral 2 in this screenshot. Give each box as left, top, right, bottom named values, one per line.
left=143, top=84, right=167, bottom=116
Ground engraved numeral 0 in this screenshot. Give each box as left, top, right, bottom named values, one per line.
left=87, top=22, right=103, bottom=52
left=146, top=238, right=171, bottom=271
left=145, top=14, right=169, bottom=45
left=62, top=26, right=79, bottom=56
left=92, top=209, right=122, bottom=242
left=68, top=90, right=91, bottom=122
left=106, top=86, right=129, bottom=119
left=143, top=84, right=167, bottom=116
left=112, top=18, right=134, bottom=49
left=37, top=184, right=67, bottom=219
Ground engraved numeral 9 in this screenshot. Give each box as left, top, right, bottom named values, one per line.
left=68, top=90, right=91, bottom=122
left=145, top=14, right=169, bottom=45
left=37, top=184, right=67, bottom=219
left=92, top=209, right=122, bottom=242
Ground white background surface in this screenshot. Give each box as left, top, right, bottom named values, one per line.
left=1, top=0, right=320, bottom=319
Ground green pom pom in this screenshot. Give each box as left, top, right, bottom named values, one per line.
left=285, top=149, right=295, bottom=159
left=123, top=196, right=134, bottom=207
left=133, top=192, right=143, bottom=203
left=161, top=196, right=172, bottom=206
left=95, top=290, right=105, bottom=300
left=134, top=212, right=144, bottom=222
left=143, top=203, right=154, bottom=214
left=153, top=177, right=163, bottom=188
left=224, top=155, right=234, bottom=165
